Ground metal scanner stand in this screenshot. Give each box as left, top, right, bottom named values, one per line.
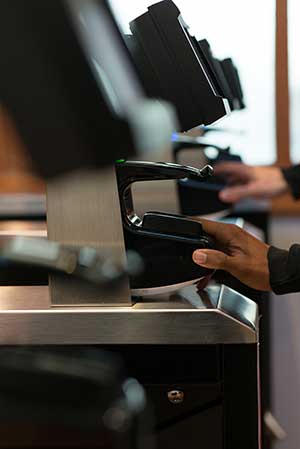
left=0, top=169, right=261, bottom=449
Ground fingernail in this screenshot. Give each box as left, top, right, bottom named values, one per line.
left=193, top=251, right=207, bottom=265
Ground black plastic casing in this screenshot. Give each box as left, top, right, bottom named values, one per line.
left=116, top=161, right=215, bottom=290
left=0, top=0, right=137, bottom=178
left=130, top=0, right=230, bottom=131
left=220, top=58, right=246, bottom=110
left=173, top=143, right=242, bottom=216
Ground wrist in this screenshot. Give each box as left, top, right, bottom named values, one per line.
left=270, top=167, right=289, bottom=195
left=281, top=165, right=300, bottom=199
left=268, top=244, right=300, bottom=294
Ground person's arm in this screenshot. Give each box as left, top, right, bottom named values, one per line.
left=268, top=244, right=300, bottom=294
left=281, top=165, right=300, bottom=200
left=192, top=219, right=300, bottom=295
left=192, top=219, right=271, bottom=291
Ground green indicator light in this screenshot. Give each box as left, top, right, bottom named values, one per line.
left=116, top=159, right=126, bottom=163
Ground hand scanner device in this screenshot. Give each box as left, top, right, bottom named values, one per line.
left=116, top=160, right=215, bottom=296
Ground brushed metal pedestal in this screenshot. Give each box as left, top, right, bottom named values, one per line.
left=46, top=167, right=131, bottom=307
left=0, top=284, right=258, bottom=345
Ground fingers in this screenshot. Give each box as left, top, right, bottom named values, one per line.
left=196, top=218, right=240, bottom=242
left=214, top=162, right=251, bottom=180
left=193, top=249, right=230, bottom=270
left=219, top=184, right=261, bottom=203
left=219, top=185, right=249, bottom=202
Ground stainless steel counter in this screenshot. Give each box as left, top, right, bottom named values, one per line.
left=0, top=283, right=258, bottom=345
left=0, top=221, right=259, bottom=345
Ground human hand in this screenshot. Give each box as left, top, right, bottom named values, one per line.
left=193, top=219, right=271, bottom=291
left=214, top=162, right=289, bottom=203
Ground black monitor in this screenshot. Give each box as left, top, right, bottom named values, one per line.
left=124, top=34, right=163, bottom=102
left=130, top=0, right=230, bottom=131
left=0, top=0, right=175, bottom=178
left=220, top=58, right=246, bottom=110
left=197, top=39, right=236, bottom=111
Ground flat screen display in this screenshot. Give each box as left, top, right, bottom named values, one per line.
left=129, top=0, right=231, bottom=130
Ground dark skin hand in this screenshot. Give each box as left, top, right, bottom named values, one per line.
left=192, top=219, right=271, bottom=291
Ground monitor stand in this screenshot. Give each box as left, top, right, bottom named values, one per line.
left=46, top=166, right=131, bottom=307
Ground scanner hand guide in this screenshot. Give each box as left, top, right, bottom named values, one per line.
left=116, top=160, right=215, bottom=296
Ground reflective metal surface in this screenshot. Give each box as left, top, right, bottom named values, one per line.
left=47, top=167, right=131, bottom=306
left=0, top=195, right=46, bottom=217
left=0, top=283, right=258, bottom=345
left=0, top=221, right=258, bottom=345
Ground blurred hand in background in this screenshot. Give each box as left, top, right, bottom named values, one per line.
left=214, top=162, right=289, bottom=203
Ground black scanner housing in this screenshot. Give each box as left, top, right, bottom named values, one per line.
left=116, top=161, right=215, bottom=291
left=129, top=0, right=230, bottom=131
left=173, top=136, right=242, bottom=215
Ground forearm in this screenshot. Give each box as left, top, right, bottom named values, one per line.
left=268, top=244, right=300, bottom=294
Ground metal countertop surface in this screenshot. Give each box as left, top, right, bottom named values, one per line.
left=0, top=284, right=258, bottom=346
left=0, top=220, right=258, bottom=345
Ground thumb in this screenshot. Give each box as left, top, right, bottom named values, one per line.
left=193, top=249, right=229, bottom=270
